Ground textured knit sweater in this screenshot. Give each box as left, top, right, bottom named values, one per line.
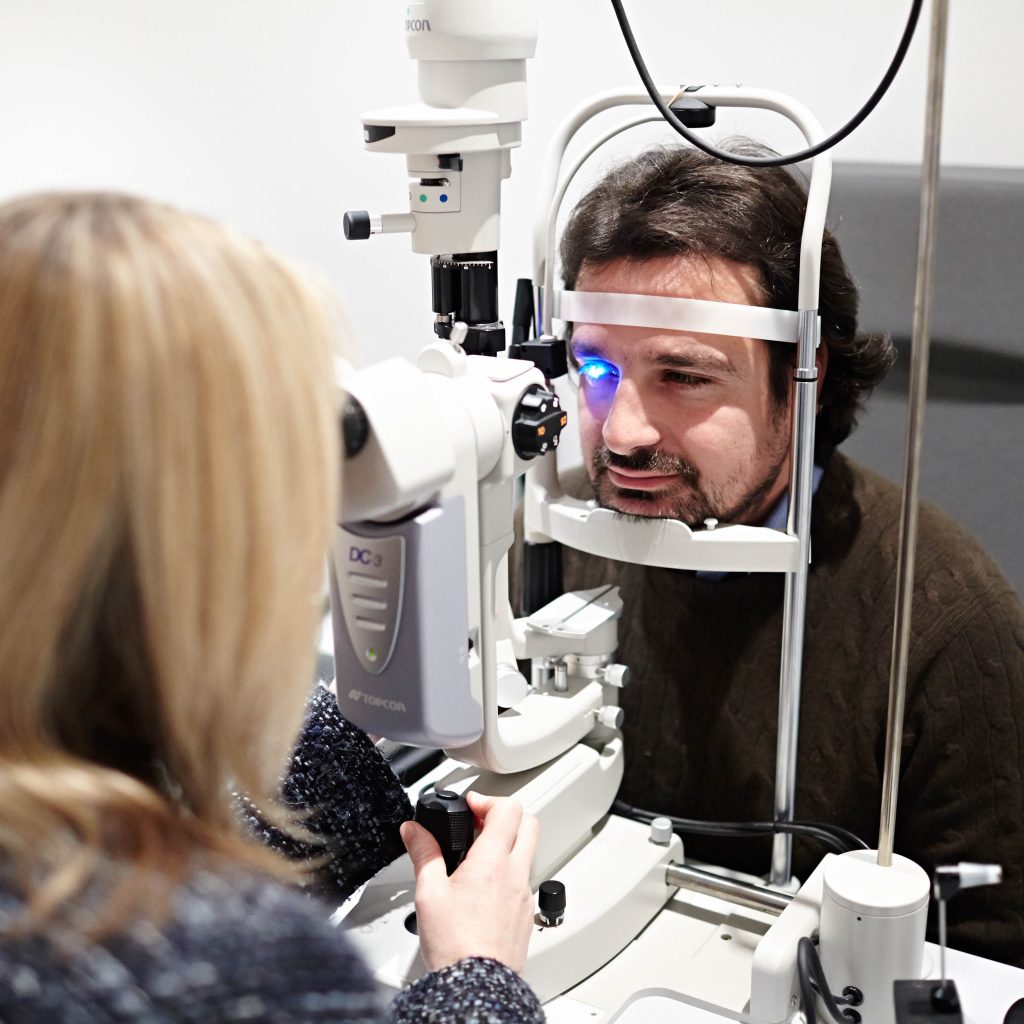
left=528, top=452, right=1024, bottom=966
left=0, top=687, right=545, bottom=1023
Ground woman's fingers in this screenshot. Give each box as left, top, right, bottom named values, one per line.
left=510, top=811, right=540, bottom=875
left=400, top=820, right=448, bottom=890
left=464, top=792, right=524, bottom=857
left=407, top=794, right=539, bottom=975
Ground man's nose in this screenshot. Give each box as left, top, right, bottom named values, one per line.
left=601, top=380, right=661, bottom=454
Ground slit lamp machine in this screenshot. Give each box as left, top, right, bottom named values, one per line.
left=326, top=2, right=1023, bottom=1021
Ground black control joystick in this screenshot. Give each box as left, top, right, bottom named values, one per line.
left=414, top=789, right=475, bottom=875
left=537, top=880, right=566, bottom=927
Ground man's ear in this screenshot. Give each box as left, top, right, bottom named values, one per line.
left=815, top=341, right=829, bottom=405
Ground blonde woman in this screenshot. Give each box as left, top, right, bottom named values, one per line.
left=0, top=192, right=542, bottom=1022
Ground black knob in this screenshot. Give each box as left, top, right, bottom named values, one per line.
left=343, top=210, right=372, bottom=240
left=414, top=789, right=474, bottom=875
left=538, top=879, right=566, bottom=927
left=667, top=95, right=716, bottom=128
left=341, top=395, right=370, bottom=457
left=511, top=385, right=566, bottom=460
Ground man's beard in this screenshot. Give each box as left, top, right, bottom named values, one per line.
left=588, top=436, right=790, bottom=529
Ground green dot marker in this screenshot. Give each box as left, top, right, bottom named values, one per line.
left=366, top=647, right=378, bottom=662
left=419, top=194, right=428, bottom=203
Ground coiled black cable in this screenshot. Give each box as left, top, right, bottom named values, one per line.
left=609, top=0, right=925, bottom=168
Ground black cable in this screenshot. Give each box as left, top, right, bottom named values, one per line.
left=797, top=937, right=821, bottom=1024
left=615, top=799, right=864, bottom=854
left=613, top=799, right=869, bottom=855
left=797, top=937, right=850, bottom=1024
left=609, top=0, right=925, bottom=168
left=811, top=822, right=870, bottom=853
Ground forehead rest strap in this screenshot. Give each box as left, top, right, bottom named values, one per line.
left=555, top=290, right=801, bottom=344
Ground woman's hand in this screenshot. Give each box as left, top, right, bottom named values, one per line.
left=400, top=792, right=539, bottom=974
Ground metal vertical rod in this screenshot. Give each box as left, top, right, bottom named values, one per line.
left=877, top=0, right=950, bottom=867
left=771, top=309, right=821, bottom=885
left=938, top=899, right=948, bottom=985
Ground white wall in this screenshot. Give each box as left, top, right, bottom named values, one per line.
left=1, top=1, right=1020, bottom=362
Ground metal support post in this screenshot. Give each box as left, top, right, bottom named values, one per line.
left=771, top=309, right=820, bottom=885
left=878, top=0, right=949, bottom=867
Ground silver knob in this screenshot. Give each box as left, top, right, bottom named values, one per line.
left=597, top=705, right=625, bottom=730
left=599, top=663, right=630, bottom=688
left=650, top=817, right=674, bottom=845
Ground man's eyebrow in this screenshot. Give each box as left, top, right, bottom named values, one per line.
left=650, top=350, right=739, bottom=376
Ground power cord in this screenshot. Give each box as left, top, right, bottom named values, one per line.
left=797, top=937, right=861, bottom=1024
left=613, top=799, right=869, bottom=856
left=609, top=0, right=924, bottom=168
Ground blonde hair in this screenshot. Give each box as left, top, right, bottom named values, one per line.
left=0, top=192, right=339, bottom=930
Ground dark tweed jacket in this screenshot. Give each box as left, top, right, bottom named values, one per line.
left=0, top=687, right=544, bottom=1023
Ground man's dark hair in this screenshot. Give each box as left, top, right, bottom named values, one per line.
left=559, top=141, right=896, bottom=462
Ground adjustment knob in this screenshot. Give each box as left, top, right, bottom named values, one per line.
left=414, top=789, right=474, bottom=875
left=512, top=385, right=567, bottom=460
left=341, top=395, right=370, bottom=457
left=342, top=210, right=372, bottom=240
left=598, top=663, right=630, bottom=688
left=537, top=879, right=566, bottom=927
left=649, top=817, right=675, bottom=846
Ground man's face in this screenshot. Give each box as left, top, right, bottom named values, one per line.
left=571, top=255, right=794, bottom=528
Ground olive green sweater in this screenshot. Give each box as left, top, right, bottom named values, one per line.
left=520, top=452, right=1024, bottom=966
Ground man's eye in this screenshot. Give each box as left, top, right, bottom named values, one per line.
left=665, top=371, right=710, bottom=387
left=578, top=359, right=619, bottom=386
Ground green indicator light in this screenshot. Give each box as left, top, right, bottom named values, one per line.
left=419, top=194, right=428, bottom=203
left=366, top=647, right=378, bottom=662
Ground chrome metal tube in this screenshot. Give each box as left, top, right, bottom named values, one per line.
left=667, top=863, right=793, bottom=916
left=877, top=0, right=950, bottom=869
left=938, top=899, right=948, bottom=986
left=771, top=309, right=821, bottom=885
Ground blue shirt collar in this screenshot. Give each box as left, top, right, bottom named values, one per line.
left=695, top=464, right=825, bottom=582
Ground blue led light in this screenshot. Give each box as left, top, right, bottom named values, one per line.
left=440, top=194, right=448, bottom=203
left=578, top=359, right=619, bottom=386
